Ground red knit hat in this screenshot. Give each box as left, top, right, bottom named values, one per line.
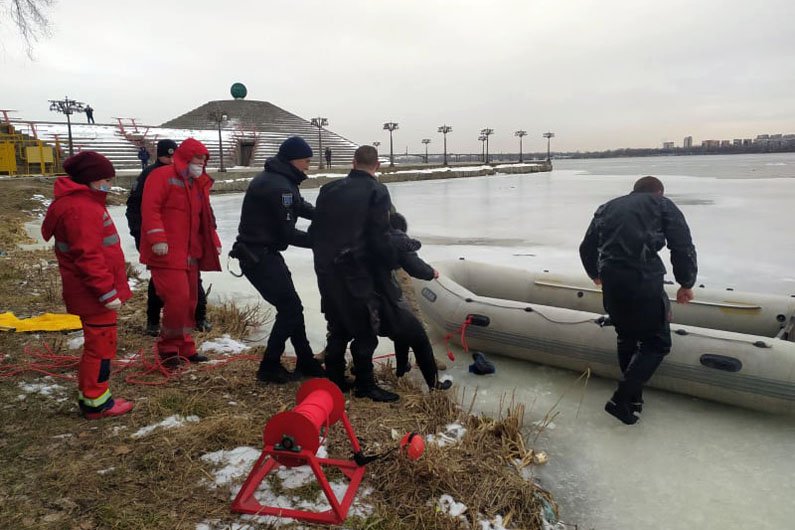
left=63, top=151, right=115, bottom=184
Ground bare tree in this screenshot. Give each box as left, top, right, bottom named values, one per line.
left=1, top=0, right=55, bottom=57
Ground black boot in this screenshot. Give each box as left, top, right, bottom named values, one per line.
left=605, top=400, right=639, bottom=425
left=145, top=322, right=160, bottom=337
left=354, top=376, right=400, bottom=403
left=195, top=320, right=212, bottom=332
left=433, top=379, right=453, bottom=391
left=257, top=359, right=297, bottom=384
left=294, top=357, right=326, bottom=379
left=188, top=354, right=209, bottom=363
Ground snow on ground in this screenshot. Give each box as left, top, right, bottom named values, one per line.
left=131, top=414, right=200, bottom=438
left=17, top=378, right=68, bottom=402
left=215, top=177, right=255, bottom=184
left=426, top=422, right=467, bottom=447
left=67, top=333, right=84, bottom=350
left=200, top=443, right=374, bottom=528
left=199, top=335, right=250, bottom=356
left=384, top=165, right=492, bottom=175
left=28, top=194, right=52, bottom=218
left=127, top=276, right=140, bottom=291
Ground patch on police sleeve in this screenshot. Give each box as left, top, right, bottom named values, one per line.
left=281, top=193, right=293, bottom=207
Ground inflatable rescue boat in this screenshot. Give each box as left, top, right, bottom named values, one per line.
left=414, top=259, right=795, bottom=414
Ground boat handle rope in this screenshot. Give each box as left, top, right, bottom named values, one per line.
left=433, top=279, right=596, bottom=326
left=532, top=280, right=764, bottom=311
left=674, top=328, right=772, bottom=348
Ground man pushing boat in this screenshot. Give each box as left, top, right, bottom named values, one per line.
left=579, top=176, right=698, bottom=425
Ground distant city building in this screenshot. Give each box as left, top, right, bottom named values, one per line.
left=663, top=141, right=675, bottom=149
left=702, top=140, right=720, bottom=149
left=743, top=139, right=753, bottom=146
left=683, top=136, right=693, bottom=148
left=720, top=140, right=732, bottom=147
left=733, top=139, right=743, bottom=146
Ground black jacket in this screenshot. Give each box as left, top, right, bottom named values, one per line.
left=125, top=159, right=168, bottom=248
left=236, top=156, right=314, bottom=251
left=579, top=191, right=697, bottom=288
left=310, top=169, right=399, bottom=335
left=311, top=169, right=398, bottom=275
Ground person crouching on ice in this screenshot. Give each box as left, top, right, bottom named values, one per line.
left=41, top=151, right=134, bottom=419
left=140, top=138, right=222, bottom=368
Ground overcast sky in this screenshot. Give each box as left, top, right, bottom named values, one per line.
left=1, top=0, right=793, bottom=153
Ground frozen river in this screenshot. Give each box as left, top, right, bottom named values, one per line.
left=109, top=152, right=795, bottom=530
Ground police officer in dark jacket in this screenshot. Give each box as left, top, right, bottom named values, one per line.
left=310, top=145, right=401, bottom=402
left=381, top=212, right=452, bottom=392
left=580, top=175, right=697, bottom=425
left=232, top=136, right=324, bottom=384
left=125, top=139, right=211, bottom=335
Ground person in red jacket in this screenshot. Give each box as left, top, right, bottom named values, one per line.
left=140, top=138, right=222, bottom=367
left=41, top=151, right=134, bottom=419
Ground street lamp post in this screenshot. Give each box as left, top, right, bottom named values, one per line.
left=480, top=128, right=494, bottom=164
left=514, top=130, right=527, bottom=163
left=48, top=96, right=85, bottom=157
left=543, top=131, right=555, bottom=161
left=478, top=135, right=487, bottom=162
left=310, top=117, right=328, bottom=169
left=421, top=138, right=431, bottom=164
left=437, top=124, right=452, bottom=166
left=383, top=122, right=399, bottom=167
left=209, top=109, right=228, bottom=172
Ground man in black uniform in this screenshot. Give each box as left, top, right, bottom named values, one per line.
left=310, top=145, right=400, bottom=402
left=125, top=139, right=212, bottom=335
left=232, top=136, right=324, bottom=384
left=580, top=176, right=697, bottom=425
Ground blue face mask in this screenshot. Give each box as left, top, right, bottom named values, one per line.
left=96, top=183, right=111, bottom=193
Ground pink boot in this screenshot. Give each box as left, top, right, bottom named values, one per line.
left=84, top=398, right=134, bottom=420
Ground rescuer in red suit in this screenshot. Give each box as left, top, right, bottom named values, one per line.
left=140, top=138, right=222, bottom=367
left=41, top=151, right=134, bottom=419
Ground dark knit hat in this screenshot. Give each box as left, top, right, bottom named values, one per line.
left=156, top=139, right=178, bottom=158
left=63, top=151, right=115, bottom=184
left=278, top=136, right=313, bottom=160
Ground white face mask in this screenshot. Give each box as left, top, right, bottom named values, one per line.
left=188, top=163, right=203, bottom=178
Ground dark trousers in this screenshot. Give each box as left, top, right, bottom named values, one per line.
left=316, top=271, right=381, bottom=388
left=601, top=267, right=672, bottom=405
left=147, top=275, right=207, bottom=325
left=241, top=250, right=313, bottom=364
left=391, top=308, right=439, bottom=389
left=324, top=319, right=378, bottom=390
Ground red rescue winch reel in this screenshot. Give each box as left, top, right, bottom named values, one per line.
left=231, top=378, right=366, bottom=525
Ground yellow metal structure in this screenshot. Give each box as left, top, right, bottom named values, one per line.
left=0, top=142, right=17, bottom=175
left=0, top=123, right=60, bottom=176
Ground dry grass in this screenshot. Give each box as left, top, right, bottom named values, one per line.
left=0, top=180, right=559, bottom=530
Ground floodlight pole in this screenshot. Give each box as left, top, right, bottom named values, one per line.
left=48, top=96, right=85, bottom=157
left=209, top=109, right=228, bottom=172
left=480, top=128, right=494, bottom=164
left=383, top=122, right=399, bottom=167
left=421, top=138, right=431, bottom=164
left=543, top=131, right=555, bottom=161
left=515, top=130, right=527, bottom=163
left=311, top=117, right=328, bottom=169
left=437, top=124, right=452, bottom=166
